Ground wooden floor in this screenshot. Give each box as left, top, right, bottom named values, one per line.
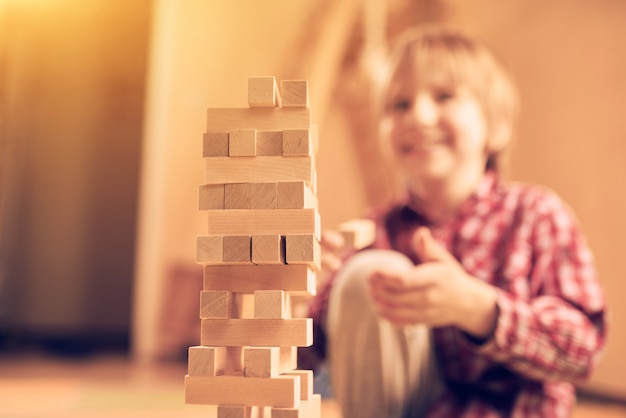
left=0, top=352, right=624, bottom=417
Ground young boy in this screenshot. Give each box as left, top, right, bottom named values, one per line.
left=305, top=26, right=607, bottom=417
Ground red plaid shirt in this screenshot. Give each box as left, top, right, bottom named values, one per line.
left=307, top=171, right=606, bottom=417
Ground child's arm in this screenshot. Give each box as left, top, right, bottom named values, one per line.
left=369, top=197, right=606, bottom=382
left=467, top=198, right=606, bottom=382
left=468, top=197, right=606, bottom=380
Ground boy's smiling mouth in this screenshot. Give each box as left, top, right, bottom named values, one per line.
left=398, top=131, right=448, bottom=154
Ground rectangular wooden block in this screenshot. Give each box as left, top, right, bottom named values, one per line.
left=223, top=235, right=251, bottom=264
left=206, top=209, right=320, bottom=238
left=281, top=347, right=298, bottom=371
left=338, top=218, right=376, bottom=250
left=248, top=76, right=281, bottom=108
left=199, top=184, right=224, bottom=210
left=244, top=347, right=278, bottom=378
left=200, top=290, right=233, bottom=319
left=225, top=183, right=252, bottom=209
left=185, top=375, right=300, bottom=408
left=251, top=182, right=277, bottom=209
left=311, top=168, right=318, bottom=195
left=229, top=129, right=257, bottom=156
left=243, top=347, right=296, bottom=379
left=217, top=405, right=247, bottom=418
left=252, top=234, right=284, bottom=265
left=280, top=80, right=309, bottom=108
left=205, top=156, right=313, bottom=184
left=282, top=129, right=311, bottom=156
left=206, top=107, right=310, bottom=131
left=282, top=370, right=313, bottom=400
left=203, top=132, right=229, bottom=157
left=203, top=265, right=316, bottom=295
left=276, top=181, right=317, bottom=209
left=197, top=235, right=223, bottom=264
left=254, top=290, right=290, bottom=319
left=188, top=346, right=226, bottom=376
left=271, top=394, right=320, bottom=418
left=256, top=131, right=283, bottom=156
left=200, top=318, right=312, bottom=347
left=285, top=234, right=321, bottom=270
left=218, top=406, right=271, bottom=418
left=311, top=124, right=319, bottom=155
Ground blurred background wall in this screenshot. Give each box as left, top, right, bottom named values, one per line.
left=0, top=0, right=151, bottom=350
left=1, top=0, right=625, bottom=399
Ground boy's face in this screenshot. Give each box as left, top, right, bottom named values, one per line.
left=381, top=57, right=489, bottom=189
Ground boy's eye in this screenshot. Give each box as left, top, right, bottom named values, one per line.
left=391, top=99, right=412, bottom=112
left=434, top=89, right=455, bottom=103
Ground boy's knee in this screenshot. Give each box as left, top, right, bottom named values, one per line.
left=333, top=250, right=414, bottom=301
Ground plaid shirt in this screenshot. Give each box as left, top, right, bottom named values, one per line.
left=307, top=171, right=606, bottom=417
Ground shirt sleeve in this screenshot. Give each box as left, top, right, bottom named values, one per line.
left=466, top=192, right=607, bottom=382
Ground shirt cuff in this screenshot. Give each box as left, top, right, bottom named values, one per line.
left=460, top=289, right=526, bottom=362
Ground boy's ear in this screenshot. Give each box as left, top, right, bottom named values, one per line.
left=487, top=118, right=512, bottom=154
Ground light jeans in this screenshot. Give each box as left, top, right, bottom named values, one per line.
left=326, top=250, right=445, bottom=418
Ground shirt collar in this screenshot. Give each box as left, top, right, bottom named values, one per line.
left=399, top=170, right=500, bottom=227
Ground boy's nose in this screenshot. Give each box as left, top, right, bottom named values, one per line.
left=412, top=96, right=437, bottom=126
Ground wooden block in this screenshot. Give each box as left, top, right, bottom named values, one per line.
left=199, top=184, right=224, bottom=210
left=280, top=347, right=298, bottom=371
left=217, top=405, right=248, bottom=418
left=252, top=235, right=285, bottom=265
left=218, top=405, right=271, bottom=418
left=188, top=346, right=226, bottom=376
left=276, top=181, right=317, bottom=209
left=271, top=394, right=320, bottom=418
left=285, top=235, right=321, bottom=270
left=243, top=347, right=296, bottom=378
left=254, top=290, right=290, bottom=319
left=200, top=290, right=233, bottom=319
left=244, top=347, right=277, bottom=378
left=206, top=107, right=310, bottom=131
left=257, top=407, right=272, bottom=418
left=225, top=183, right=252, bottom=209
left=338, top=218, right=376, bottom=250
left=229, top=129, right=257, bottom=156
left=223, top=235, right=251, bottom=264
left=243, top=347, right=275, bottom=378
left=203, top=265, right=316, bottom=295
left=282, top=370, right=313, bottom=400
left=185, top=375, right=300, bottom=408
left=311, top=124, right=319, bottom=156
left=203, top=132, right=229, bottom=157
left=205, top=156, right=313, bottom=184
left=311, top=168, right=318, bottom=195
left=200, top=318, right=312, bottom=347
left=251, top=183, right=277, bottom=209
left=257, top=131, right=283, bottom=156
left=280, top=80, right=309, bottom=108
left=197, top=235, right=223, bottom=264
left=206, top=209, right=320, bottom=238
left=282, top=130, right=311, bottom=156
left=248, top=76, right=281, bottom=108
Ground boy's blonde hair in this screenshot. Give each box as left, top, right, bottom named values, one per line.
left=378, top=25, right=519, bottom=173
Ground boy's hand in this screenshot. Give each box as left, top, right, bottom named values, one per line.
left=368, top=227, right=498, bottom=339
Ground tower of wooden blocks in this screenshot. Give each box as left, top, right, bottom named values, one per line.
left=185, top=76, right=321, bottom=418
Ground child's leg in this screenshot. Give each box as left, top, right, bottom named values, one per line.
left=325, top=250, right=444, bottom=418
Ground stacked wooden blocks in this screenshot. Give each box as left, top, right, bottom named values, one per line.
left=186, top=76, right=321, bottom=418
